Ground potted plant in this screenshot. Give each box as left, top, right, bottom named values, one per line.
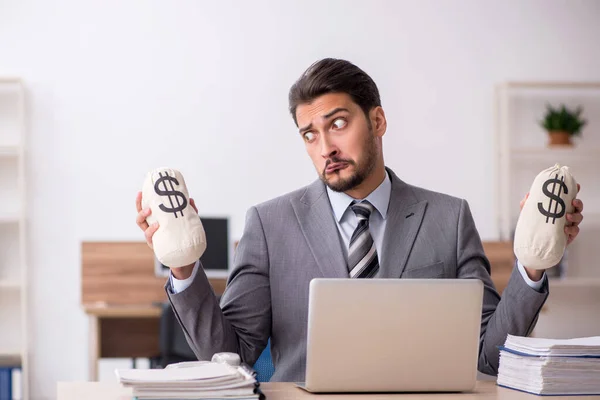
left=539, top=103, right=587, bottom=146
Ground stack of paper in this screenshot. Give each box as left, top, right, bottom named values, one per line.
left=115, top=361, right=260, bottom=399
left=497, top=334, right=600, bottom=395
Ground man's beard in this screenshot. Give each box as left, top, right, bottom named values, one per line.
left=321, top=133, right=378, bottom=193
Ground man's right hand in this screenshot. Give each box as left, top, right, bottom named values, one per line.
left=135, top=191, right=199, bottom=280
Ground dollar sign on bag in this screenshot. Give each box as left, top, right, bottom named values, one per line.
left=154, top=172, right=188, bottom=218
left=537, top=173, right=568, bottom=224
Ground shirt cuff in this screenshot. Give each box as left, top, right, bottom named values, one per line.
left=169, top=259, right=200, bottom=294
left=517, top=259, right=546, bottom=292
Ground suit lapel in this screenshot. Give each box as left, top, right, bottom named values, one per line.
left=379, top=168, right=428, bottom=278
left=291, top=180, right=349, bottom=278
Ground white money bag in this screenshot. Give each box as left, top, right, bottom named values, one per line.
left=513, top=164, right=578, bottom=270
left=141, top=167, right=207, bottom=268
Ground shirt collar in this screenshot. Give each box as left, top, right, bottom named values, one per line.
left=326, top=170, right=391, bottom=223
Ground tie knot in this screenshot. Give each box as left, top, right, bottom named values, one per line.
left=350, top=201, right=374, bottom=221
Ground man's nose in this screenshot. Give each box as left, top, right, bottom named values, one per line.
left=320, top=135, right=338, bottom=159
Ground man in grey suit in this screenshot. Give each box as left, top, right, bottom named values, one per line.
left=135, top=58, right=584, bottom=380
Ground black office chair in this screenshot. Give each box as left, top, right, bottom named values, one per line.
left=150, top=302, right=275, bottom=381
left=150, top=302, right=197, bottom=368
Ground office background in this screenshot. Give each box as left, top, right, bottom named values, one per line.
left=1, top=0, right=600, bottom=398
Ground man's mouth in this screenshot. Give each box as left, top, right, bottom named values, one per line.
left=325, top=162, right=348, bottom=174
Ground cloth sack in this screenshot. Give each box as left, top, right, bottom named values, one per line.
left=141, top=167, right=206, bottom=268
left=513, top=164, right=577, bottom=270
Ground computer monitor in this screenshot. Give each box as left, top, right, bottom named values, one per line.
left=154, top=216, right=231, bottom=279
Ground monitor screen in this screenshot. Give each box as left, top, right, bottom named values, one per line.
left=155, top=216, right=230, bottom=278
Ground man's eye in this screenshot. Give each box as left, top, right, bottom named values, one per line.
left=333, top=118, right=347, bottom=129
left=304, top=132, right=315, bottom=142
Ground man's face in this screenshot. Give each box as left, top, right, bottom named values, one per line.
left=296, top=93, right=379, bottom=192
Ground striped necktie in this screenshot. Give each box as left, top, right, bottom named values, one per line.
left=347, top=201, right=379, bottom=278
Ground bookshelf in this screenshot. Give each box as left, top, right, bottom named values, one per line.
left=495, top=81, right=600, bottom=280
left=0, top=77, right=28, bottom=399
left=496, top=81, right=600, bottom=341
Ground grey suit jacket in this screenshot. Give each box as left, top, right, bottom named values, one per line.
left=165, top=167, right=548, bottom=380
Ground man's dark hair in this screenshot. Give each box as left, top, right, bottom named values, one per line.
left=288, top=58, right=381, bottom=126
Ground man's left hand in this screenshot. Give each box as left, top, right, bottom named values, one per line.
left=518, top=183, right=584, bottom=281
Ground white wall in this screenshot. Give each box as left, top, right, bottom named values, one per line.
left=1, top=0, right=600, bottom=397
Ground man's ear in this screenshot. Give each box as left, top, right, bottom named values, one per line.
left=370, top=106, right=387, bottom=138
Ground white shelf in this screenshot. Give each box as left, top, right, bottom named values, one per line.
left=0, top=352, right=21, bottom=367
left=507, top=146, right=600, bottom=155
left=0, top=77, right=27, bottom=399
left=502, top=81, right=600, bottom=89
left=506, top=147, right=600, bottom=165
left=496, top=79, right=600, bottom=288
left=0, top=280, right=21, bottom=289
left=0, top=77, right=22, bottom=84
left=0, top=213, right=20, bottom=224
left=495, top=80, right=600, bottom=240
left=0, top=145, right=20, bottom=157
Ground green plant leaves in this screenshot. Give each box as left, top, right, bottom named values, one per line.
left=539, top=103, right=587, bottom=136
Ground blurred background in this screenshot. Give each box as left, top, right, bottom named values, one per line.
left=0, top=0, right=599, bottom=398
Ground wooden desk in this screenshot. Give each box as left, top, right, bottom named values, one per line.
left=81, top=242, right=228, bottom=381
left=56, top=381, right=600, bottom=400
left=85, top=304, right=163, bottom=382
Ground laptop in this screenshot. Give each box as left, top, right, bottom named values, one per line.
left=298, top=278, right=484, bottom=393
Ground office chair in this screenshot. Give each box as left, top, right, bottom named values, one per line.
left=252, top=338, right=275, bottom=382
left=152, top=303, right=275, bottom=382
left=150, top=302, right=197, bottom=368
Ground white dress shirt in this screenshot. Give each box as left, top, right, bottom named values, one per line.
left=325, top=170, right=391, bottom=259
left=171, top=171, right=544, bottom=293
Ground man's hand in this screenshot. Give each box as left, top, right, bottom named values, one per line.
left=518, top=184, right=584, bottom=281
left=135, top=191, right=199, bottom=279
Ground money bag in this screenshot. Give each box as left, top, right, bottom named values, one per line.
left=513, top=164, right=578, bottom=270
left=141, top=167, right=207, bottom=268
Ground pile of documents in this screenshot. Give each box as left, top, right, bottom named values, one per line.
left=115, top=361, right=260, bottom=399
left=497, top=334, right=600, bottom=395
